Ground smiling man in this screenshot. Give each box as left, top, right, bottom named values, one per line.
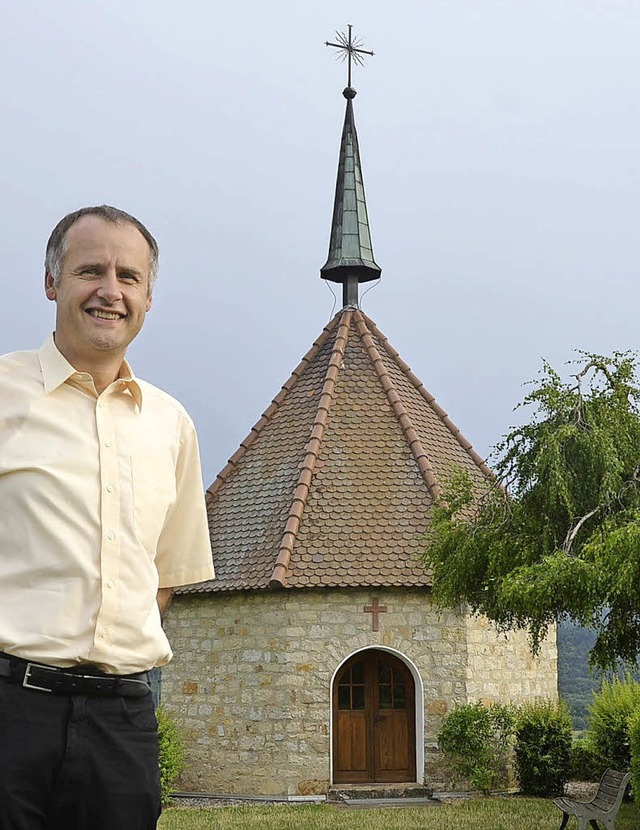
left=0, top=206, right=214, bottom=830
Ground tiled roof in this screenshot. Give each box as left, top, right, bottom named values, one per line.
left=183, top=308, right=491, bottom=594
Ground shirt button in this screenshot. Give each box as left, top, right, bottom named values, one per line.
left=107, top=579, right=115, bottom=588
left=108, top=531, right=115, bottom=541
left=104, top=440, right=112, bottom=448
left=106, top=484, right=114, bottom=493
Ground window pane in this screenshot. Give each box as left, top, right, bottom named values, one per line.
left=393, top=684, right=407, bottom=709
left=338, top=685, right=351, bottom=710
left=379, top=684, right=392, bottom=709
left=378, top=661, right=391, bottom=684
left=351, top=661, right=364, bottom=684
left=352, top=686, right=365, bottom=710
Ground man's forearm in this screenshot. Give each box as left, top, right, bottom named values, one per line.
left=156, top=587, right=173, bottom=618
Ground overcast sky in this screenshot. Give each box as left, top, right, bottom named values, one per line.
left=1, top=0, right=639, bottom=483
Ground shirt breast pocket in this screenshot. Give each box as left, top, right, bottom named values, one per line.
left=130, top=453, right=177, bottom=554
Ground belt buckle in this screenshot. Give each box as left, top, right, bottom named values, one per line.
left=23, top=663, right=54, bottom=693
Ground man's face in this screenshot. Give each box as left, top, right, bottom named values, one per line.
left=45, top=216, right=153, bottom=367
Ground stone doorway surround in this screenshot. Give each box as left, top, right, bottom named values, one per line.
left=330, top=647, right=425, bottom=785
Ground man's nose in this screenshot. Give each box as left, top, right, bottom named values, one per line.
left=96, top=271, right=123, bottom=303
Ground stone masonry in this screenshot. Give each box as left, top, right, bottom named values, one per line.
left=162, top=586, right=557, bottom=796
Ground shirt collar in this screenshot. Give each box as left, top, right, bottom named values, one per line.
left=117, top=358, right=144, bottom=411
left=38, top=334, right=143, bottom=410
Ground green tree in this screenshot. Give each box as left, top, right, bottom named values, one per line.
left=423, top=351, right=640, bottom=671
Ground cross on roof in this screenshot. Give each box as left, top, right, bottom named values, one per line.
left=325, top=24, right=374, bottom=89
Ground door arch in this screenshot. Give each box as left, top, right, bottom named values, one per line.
left=332, top=649, right=416, bottom=783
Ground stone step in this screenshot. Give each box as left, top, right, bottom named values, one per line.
left=328, top=783, right=433, bottom=803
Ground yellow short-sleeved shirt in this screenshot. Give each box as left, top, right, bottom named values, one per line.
left=0, top=335, right=214, bottom=674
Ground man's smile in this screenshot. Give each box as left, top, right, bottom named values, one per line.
left=85, top=309, right=126, bottom=320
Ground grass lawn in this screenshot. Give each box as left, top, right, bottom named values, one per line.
left=159, top=798, right=639, bottom=830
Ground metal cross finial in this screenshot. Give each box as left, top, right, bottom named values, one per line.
left=325, top=24, right=374, bottom=89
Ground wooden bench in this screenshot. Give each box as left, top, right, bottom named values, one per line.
left=553, top=768, right=631, bottom=830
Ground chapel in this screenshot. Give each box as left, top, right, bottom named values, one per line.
left=161, top=44, right=557, bottom=797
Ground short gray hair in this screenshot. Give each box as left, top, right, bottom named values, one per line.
left=45, top=205, right=159, bottom=291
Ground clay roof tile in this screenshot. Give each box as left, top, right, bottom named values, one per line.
left=179, top=309, right=491, bottom=596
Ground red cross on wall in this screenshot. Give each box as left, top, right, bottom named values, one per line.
left=363, top=597, right=387, bottom=631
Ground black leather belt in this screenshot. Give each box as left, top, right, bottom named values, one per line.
left=0, top=654, right=151, bottom=698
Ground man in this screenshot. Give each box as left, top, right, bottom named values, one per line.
left=0, top=206, right=214, bottom=829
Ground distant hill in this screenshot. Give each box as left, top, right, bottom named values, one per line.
left=557, top=621, right=602, bottom=732
left=557, top=621, right=639, bottom=732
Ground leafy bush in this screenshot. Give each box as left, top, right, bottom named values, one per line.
left=570, top=735, right=606, bottom=782
left=157, top=706, right=185, bottom=806
left=587, top=676, right=640, bottom=771
left=629, top=707, right=640, bottom=800
left=513, top=699, right=572, bottom=795
left=438, top=702, right=514, bottom=794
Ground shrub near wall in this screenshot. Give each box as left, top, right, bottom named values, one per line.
left=438, top=702, right=514, bottom=794
left=630, top=708, right=640, bottom=800
left=587, top=676, right=640, bottom=772
left=157, top=706, right=185, bottom=807
left=514, top=699, right=572, bottom=796
left=570, top=736, right=605, bottom=782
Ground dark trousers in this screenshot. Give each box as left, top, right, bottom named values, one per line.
left=0, top=677, right=161, bottom=830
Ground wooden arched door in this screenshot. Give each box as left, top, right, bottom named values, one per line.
left=333, top=650, right=416, bottom=783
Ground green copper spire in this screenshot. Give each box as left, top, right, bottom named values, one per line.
left=322, top=27, right=381, bottom=307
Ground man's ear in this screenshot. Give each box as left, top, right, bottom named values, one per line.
left=45, top=272, right=57, bottom=301
left=145, top=292, right=153, bottom=312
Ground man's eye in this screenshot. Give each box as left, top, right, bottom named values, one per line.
left=120, top=273, right=139, bottom=282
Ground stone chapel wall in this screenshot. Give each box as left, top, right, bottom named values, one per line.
left=464, top=614, right=558, bottom=703
left=162, top=587, right=557, bottom=796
